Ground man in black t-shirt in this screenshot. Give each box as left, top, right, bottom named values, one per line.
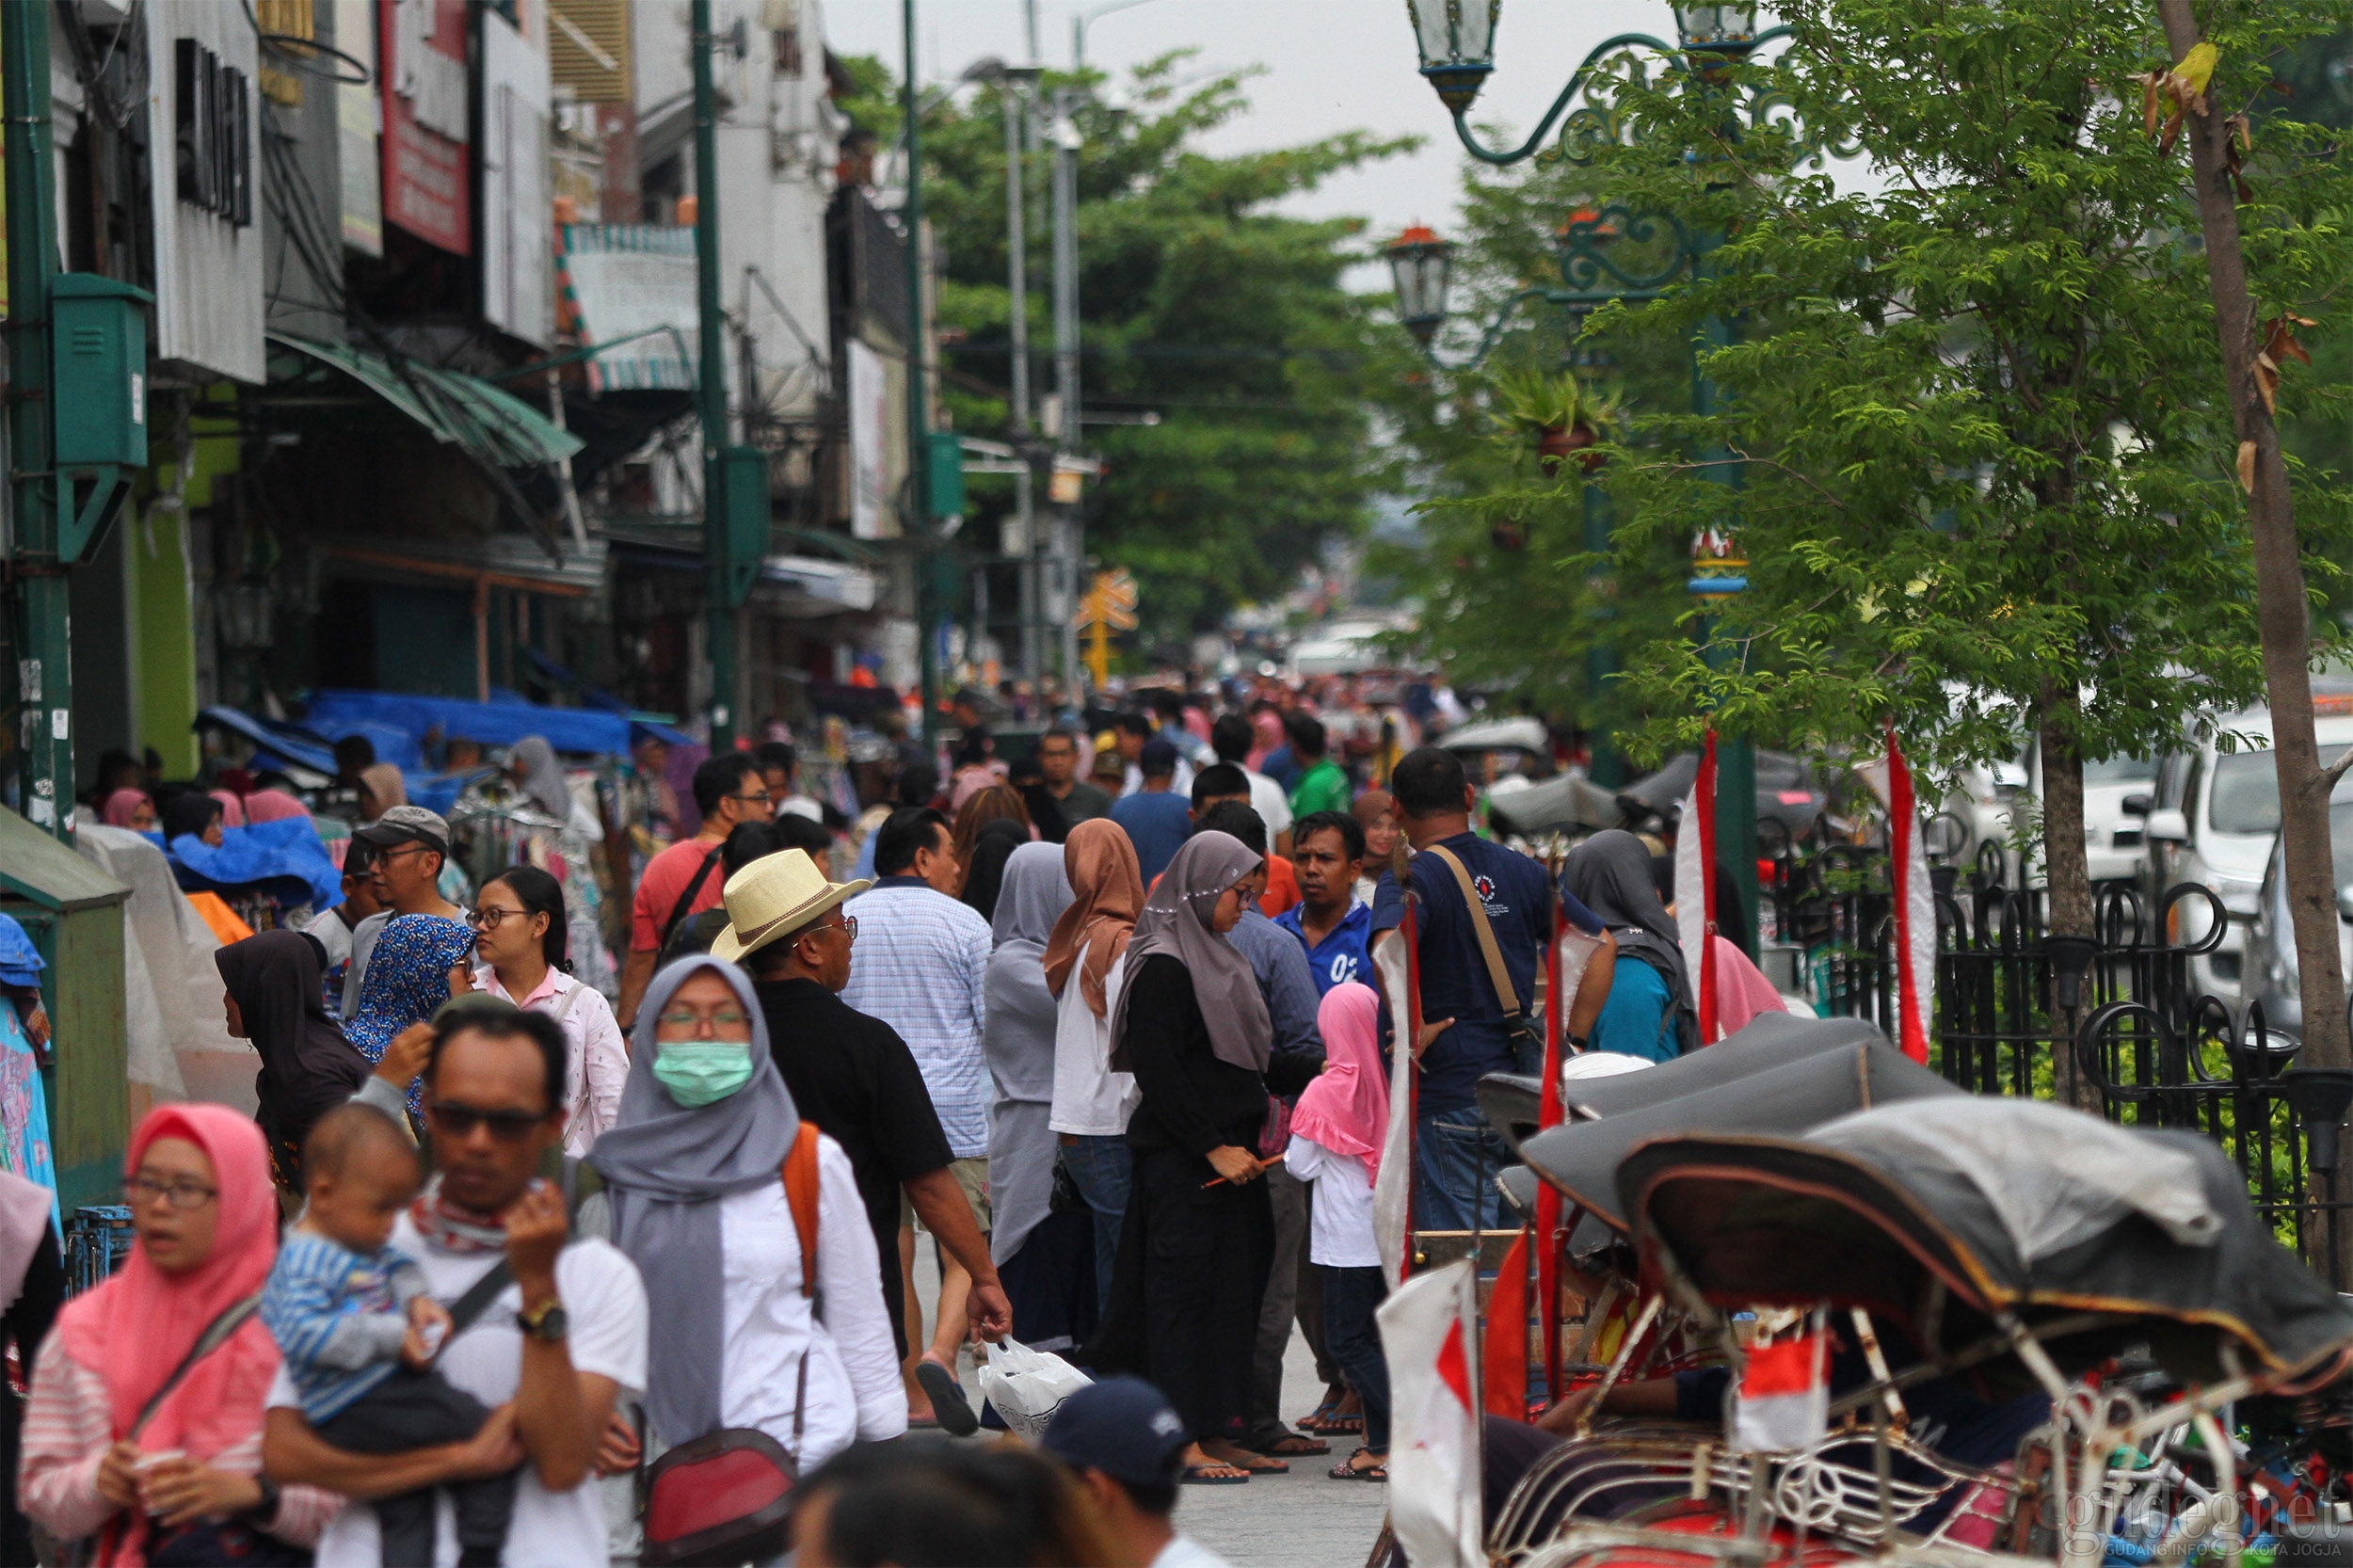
left=714, top=852, right=1013, bottom=1368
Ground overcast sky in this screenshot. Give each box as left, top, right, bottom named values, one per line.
left=820, top=0, right=1693, bottom=286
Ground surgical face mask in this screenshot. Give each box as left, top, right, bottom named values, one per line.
left=652, top=1042, right=755, bottom=1107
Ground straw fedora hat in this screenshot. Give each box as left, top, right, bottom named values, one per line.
left=710, top=850, right=872, bottom=965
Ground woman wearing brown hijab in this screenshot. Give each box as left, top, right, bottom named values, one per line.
left=1041, top=819, right=1144, bottom=1306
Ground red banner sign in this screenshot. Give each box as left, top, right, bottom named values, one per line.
left=380, top=0, right=470, bottom=254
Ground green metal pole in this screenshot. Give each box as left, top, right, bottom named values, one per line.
left=1581, top=480, right=1625, bottom=788
left=904, top=0, right=938, bottom=749
left=5, top=1, right=67, bottom=839
left=1693, top=281, right=1758, bottom=954
left=692, top=0, right=736, bottom=752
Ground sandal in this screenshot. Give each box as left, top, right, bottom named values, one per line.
left=1246, top=1430, right=1331, bottom=1457
left=916, top=1359, right=979, bottom=1438
left=1329, top=1448, right=1388, bottom=1481
left=1181, top=1462, right=1251, bottom=1485
left=1323, top=1410, right=1365, bottom=1435
left=1298, top=1393, right=1344, bottom=1432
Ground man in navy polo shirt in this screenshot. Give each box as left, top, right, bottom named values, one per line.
left=1277, top=809, right=1376, bottom=996
left=1370, top=747, right=1617, bottom=1231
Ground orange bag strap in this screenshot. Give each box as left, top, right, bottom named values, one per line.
left=784, top=1122, right=822, bottom=1303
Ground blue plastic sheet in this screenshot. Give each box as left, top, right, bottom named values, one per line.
left=301, top=689, right=635, bottom=760
left=152, top=819, right=344, bottom=910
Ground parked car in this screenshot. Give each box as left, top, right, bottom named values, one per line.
left=2242, top=780, right=2353, bottom=1034
left=2144, top=697, right=2353, bottom=1000
left=1961, top=745, right=2156, bottom=895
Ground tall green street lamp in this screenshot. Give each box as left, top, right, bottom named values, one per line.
left=1396, top=0, right=1778, bottom=948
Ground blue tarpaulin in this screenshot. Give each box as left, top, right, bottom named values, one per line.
left=300, top=690, right=636, bottom=763
left=195, top=707, right=342, bottom=777
left=152, top=820, right=344, bottom=910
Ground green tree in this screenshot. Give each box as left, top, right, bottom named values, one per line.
left=1419, top=0, right=2353, bottom=975
left=839, top=54, right=1417, bottom=648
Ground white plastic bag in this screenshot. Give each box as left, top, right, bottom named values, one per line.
left=976, top=1336, right=1093, bottom=1444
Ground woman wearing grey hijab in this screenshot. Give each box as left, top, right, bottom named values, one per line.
left=589, top=955, right=906, bottom=1466
left=1562, top=829, right=1698, bottom=1059
left=1084, top=831, right=1325, bottom=1481
left=506, top=736, right=574, bottom=822
left=984, top=843, right=1096, bottom=1347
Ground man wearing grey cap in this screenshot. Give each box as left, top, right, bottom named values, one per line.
left=342, top=805, right=464, bottom=1016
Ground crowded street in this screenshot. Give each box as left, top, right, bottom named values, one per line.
left=3, top=0, right=2353, bottom=1565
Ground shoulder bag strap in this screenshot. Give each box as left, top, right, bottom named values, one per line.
left=1419, top=844, right=1524, bottom=1019
left=125, top=1293, right=264, bottom=1440
left=781, top=1122, right=823, bottom=1459
left=658, top=845, right=728, bottom=952
left=443, top=1258, right=515, bottom=1338
left=548, top=980, right=585, bottom=1027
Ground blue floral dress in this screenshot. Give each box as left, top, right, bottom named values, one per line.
left=344, top=914, right=473, bottom=1114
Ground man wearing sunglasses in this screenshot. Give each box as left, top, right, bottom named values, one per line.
left=264, top=1007, right=648, bottom=1566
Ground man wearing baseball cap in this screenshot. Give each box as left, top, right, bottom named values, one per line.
left=1042, top=1377, right=1234, bottom=1568
left=342, top=804, right=463, bottom=1015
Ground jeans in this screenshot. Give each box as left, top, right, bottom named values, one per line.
left=1321, top=1265, right=1391, bottom=1451
left=1059, top=1134, right=1131, bottom=1308
left=1415, top=1109, right=1513, bottom=1233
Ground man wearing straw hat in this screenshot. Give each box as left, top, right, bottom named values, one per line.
left=715, top=849, right=1013, bottom=1430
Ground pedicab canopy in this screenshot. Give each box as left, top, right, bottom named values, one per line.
left=1478, top=1011, right=1887, bottom=1155
left=1517, top=1039, right=1961, bottom=1235
left=1619, top=1098, right=2353, bottom=1387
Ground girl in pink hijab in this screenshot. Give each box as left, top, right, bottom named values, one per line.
left=208, top=790, right=247, bottom=829
left=101, top=791, right=155, bottom=830
left=238, top=789, right=311, bottom=825
left=1282, top=981, right=1391, bottom=1480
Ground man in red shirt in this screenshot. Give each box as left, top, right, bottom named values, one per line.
left=616, top=753, right=774, bottom=1027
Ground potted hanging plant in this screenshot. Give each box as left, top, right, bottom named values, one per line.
left=1489, top=365, right=1617, bottom=475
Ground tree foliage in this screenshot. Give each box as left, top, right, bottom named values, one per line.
left=838, top=53, right=1417, bottom=644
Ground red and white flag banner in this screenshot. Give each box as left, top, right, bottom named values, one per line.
left=1379, top=1258, right=1485, bottom=1566
left=1884, top=724, right=1935, bottom=1064
left=1372, top=905, right=1418, bottom=1290
left=1732, top=1328, right=1830, bottom=1454
left=1674, top=730, right=1721, bottom=1044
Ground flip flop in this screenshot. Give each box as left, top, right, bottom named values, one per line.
left=916, top=1359, right=980, bottom=1437
left=1227, top=1453, right=1289, bottom=1474
left=1329, top=1448, right=1388, bottom=1481
left=1247, top=1431, right=1331, bottom=1457
left=1298, top=1397, right=1343, bottom=1432
left=1181, top=1463, right=1252, bottom=1485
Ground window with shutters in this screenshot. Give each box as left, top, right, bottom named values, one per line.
left=550, top=0, right=632, bottom=103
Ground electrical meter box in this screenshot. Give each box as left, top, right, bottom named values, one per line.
left=51, top=273, right=152, bottom=471
left=927, top=428, right=967, bottom=521
left=718, top=444, right=770, bottom=606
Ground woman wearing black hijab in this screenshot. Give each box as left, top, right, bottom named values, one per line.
left=1562, top=829, right=1698, bottom=1060
left=1082, top=831, right=1322, bottom=1483
left=216, top=930, right=372, bottom=1187
left=959, top=817, right=1031, bottom=923
left=161, top=792, right=226, bottom=847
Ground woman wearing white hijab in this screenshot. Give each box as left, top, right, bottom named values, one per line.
left=588, top=955, right=905, bottom=1469
left=1082, top=831, right=1323, bottom=1484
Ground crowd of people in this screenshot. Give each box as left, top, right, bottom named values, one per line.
left=8, top=680, right=1779, bottom=1565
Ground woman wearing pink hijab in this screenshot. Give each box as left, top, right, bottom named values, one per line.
left=19, top=1106, right=341, bottom=1563
left=100, top=791, right=156, bottom=831
left=208, top=790, right=248, bottom=829
left=239, top=790, right=311, bottom=825
left=1282, top=981, right=1390, bottom=1481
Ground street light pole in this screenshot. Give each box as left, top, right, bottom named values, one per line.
left=904, top=0, right=939, bottom=747
left=1050, top=90, right=1082, bottom=693
left=1004, top=80, right=1041, bottom=687
left=4, top=0, right=68, bottom=838
left=690, top=0, right=739, bottom=752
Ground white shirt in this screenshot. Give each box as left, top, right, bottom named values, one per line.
left=1155, top=1536, right=1236, bottom=1568
left=704, top=1133, right=907, bottom=1463
left=302, top=907, right=355, bottom=969
left=273, top=1216, right=649, bottom=1568
left=779, top=794, right=824, bottom=823
left=1121, top=755, right=1195, bottom=800
left=1244, top=768, right=1294, bottom=843
left=472, top=965, right=629, bottom=1156
left=1049, top=939, right=1138, bottom=1137
left=1284, top=1134, right=1381, bottom=1269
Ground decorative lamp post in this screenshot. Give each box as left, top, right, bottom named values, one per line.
left=1403, top=0, right=1500, bottom=112
left=1672, top=4, right=1758, bottom=51
left=1385, top=226, right=1454, bottom=346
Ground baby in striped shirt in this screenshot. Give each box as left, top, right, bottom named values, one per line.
left=261, top=1103, right=515, bottom=1566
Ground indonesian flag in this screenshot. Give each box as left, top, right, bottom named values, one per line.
left=1380, top=1259, right=1485, bottom=1566
left=1675, top=731, right=1721, bottom=1044
left=1732, top=1330, right=1831, bottom=1453
left=1372, top=904, right=1419, bottom=1290
left=1884, top=725, right=1935, bottom=1064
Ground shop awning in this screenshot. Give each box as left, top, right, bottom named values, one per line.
left=265, top=332, right=585, bottom=469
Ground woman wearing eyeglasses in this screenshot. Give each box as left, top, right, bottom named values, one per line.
left=468, top=867, right=628, bottom=1155
left=589, top=957, right=906, bottom=1484
left=21, top=1106, right=342, bottom=1563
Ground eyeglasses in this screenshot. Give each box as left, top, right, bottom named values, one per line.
left=726, top=792, right=774, bottom=808
left=796, top=915, right=857, bottom=949
left=425, top=1099, right=547, bottom=1142
left=123, top=1174, right=218, bottom=1211
left=654, top=1007, right=755, bottom=1037
left=374, top=843, right=435, bottom=864
left=465, top=906, right=527, bottom=929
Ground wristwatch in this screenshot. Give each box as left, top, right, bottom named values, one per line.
left=517, top=1297, right=568, bottom=1343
